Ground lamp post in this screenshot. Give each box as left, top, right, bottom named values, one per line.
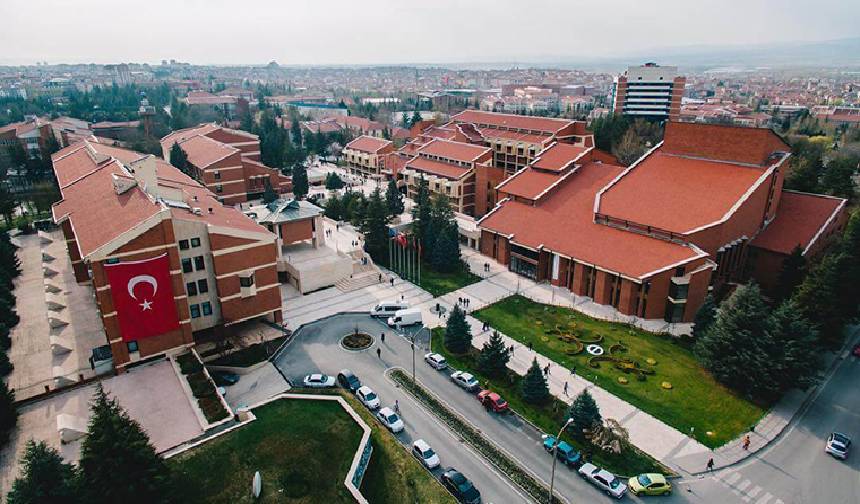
left=548, top=418, right=575, bottom=504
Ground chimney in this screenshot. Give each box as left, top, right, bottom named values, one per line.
left=131, top=155, right=159, bottom=199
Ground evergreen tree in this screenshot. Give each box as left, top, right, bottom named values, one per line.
left=820, top=157, right=857, bottom=200
left=291, top=163, right=309, bottom=200
left=361, top=189, right=390, bottom=264
left=521, top=358, right=550, bottom=405
left=444, top=305, right=471, bottom=354
left=410, top=110, right=423, bottom=128
left=325, top=172, right=345, bottom=190
left=385, top=179, right=404, bottom=219
left=784, top=156, right=821, bottom=193
left=476, top=331, right=510, bottom=378
left=262, top=178, right=277, bottom=203
left=775, top=246, right=806, bottom=302
left=692, top=294, right=717, bottom=339
left=792, top=251, right=847, bottom=346
left=767, top=299, right=820, bottom=394
left=0, top=380, right=17, bottom=448
left=169, top=142, right=188, bottom=175
left=7, top=440, right=81, bottom=504
left=290, top=118, right=303, bottom=146
left=411, top=176, right=433, bottom=254
left=429, top=194, right=460, bottom=272
left=324, top=193, right=344, bottom=221
left=0, top=185, right=17, bottom=228
left=569, top=389, right=602, bottom=435
left=79, top=385, right=175, bottom=504
left=695, top=283, right=776, bottom=398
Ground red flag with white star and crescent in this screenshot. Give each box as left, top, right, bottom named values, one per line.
left=104, top=253, right=180, bottom=342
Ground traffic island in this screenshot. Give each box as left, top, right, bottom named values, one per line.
left=341, top=330, right=374, bottom=351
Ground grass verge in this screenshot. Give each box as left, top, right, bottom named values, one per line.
left=472, top=295, right=766, bottom=448
left=431, top=329, right=664, bottom=477
left=415, top=260, right=480, bottom=297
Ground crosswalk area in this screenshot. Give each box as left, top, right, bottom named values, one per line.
left=713, top=470, right=786, bottom=504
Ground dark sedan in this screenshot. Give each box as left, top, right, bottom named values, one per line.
left=441, top=469, right=481, bottom=504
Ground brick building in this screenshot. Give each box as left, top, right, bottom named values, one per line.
left=342, top=135, right=395, bottom=180
left=161, top=124, right=290, bottom=205
left=50, top=137, right=283, bottom=372
left=479, top=122, right=847, bottom=324
left=612, top=63, right=686, bottom=121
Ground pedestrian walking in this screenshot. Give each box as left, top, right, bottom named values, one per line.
left=527, top=341, right=533, bottom=350
left=742, top=434, right=751, bottom=451
left=394, top=400, right=399, bottom=413
left=563, top=382, right=569, bottom=396
left=570, top=365, right=576, bottom=376
left=381, top=332, right=385, bottom=343
left=378, top=273, right=382, bottom=283
left=390, top=277, right=395, bottom=287
left=706, top=457, right=714, bottom=472
left=509, top=344, right=514, bottom=355
left=376, top=348, right=381, bottom=359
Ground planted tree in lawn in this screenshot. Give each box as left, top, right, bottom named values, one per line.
left=361, top=188, right=390, bottom=264
left=385, top=178, right=404, bottom=219
left=411, top=176, right=433, bottom=253
left=692, top=293, right=717, bottom=339
left=521, top=358, right=550, bottom=405
left=7, top=440, right=81, bottom=504
left=429, top=193, right=460, bottom=273
left=476, top=330, right=510, bottom=379
left=767, top=299, right=820, bottom=394
left=444, top=305, right=472, bottom=354
left=79, top=385, right=175, bottom=504
left=569, top=389, right=602, bottom=435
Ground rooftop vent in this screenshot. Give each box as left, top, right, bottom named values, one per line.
left=191, top=207, right=202, bottom=215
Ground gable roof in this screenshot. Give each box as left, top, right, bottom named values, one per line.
left=750, top=191, right=847, bottom=255
left=344, top=135, right=393, bottom=153
left=662, top=122, right=789, bottom=166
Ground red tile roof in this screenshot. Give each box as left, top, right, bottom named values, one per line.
left=345, top=135, right=393, bottom=153
left=406, top=156, right=471, bottom=180
left=477, top=128, right=551, bottom=145
left=496, top=168, right=562, bottom=200
left=452, top=110, right=575, bottom=134
left=597, top=151, right=769, bottom=234
left=662, top=122, right=789, bottom=166
left=532, top=143, right=589, bottom=172
left=178, top=135, right=238, bottom=169
left=418, top=139, right=491, bottom=163
left=750, top=191, right=846, bottom=255
left=481, top=162, right=703, bottom=279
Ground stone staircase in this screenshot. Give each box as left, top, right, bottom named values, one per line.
left=335, top=270, right=382, bottom=292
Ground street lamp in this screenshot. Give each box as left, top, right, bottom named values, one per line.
left=548, top=418, right=575, bottom=504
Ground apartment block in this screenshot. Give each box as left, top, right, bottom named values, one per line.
left=612, top=63, right=686, bottom=121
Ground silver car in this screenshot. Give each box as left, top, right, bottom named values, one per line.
left=424, top=352, right=448, bottom=370
left=302, top=373, right=336, bottom=388
left=578, top=462, right=627, bottom=499
left=451, top=371, right=480, bottom=391
left=825, top=432, right=851, bottom=459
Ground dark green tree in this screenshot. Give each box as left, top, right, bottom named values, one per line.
left=521, top=358, right=550, bottom=405
left=0, top=380, right=17, bottom=448
left=411, top=176, right=433, bottom=253
left=7, top=440, right=81, bottom=504
left=325, top=172, right=345, bottom=190
left=692, top=294, right=717, bottom=339
left=0, top=185, right=18, bottom=227
left=569, top=389, right=602, bottom=435
left=410, top=110, right=423, bottom=128
left=79, top=385, right=175, bottom=504
left=784, top=154, right=822, bottom=193
left=444, top=305, right=472, bottom=354
left=290, top=118, right=302, bottom=146
left=792, top=251, right=848, bottom=346
left=169, top=142, right=189, bottom=175
left=291, top=163, right=309, bottom=200
left=775, top=245, right=806, bottom=302
left=476, top=331, right=510, bottom=378
left=429, top=194, right=460, bottom=272
left=820, top=157, right=857, bottom=200
left=262, top=178, right=277, bottom=203
left=385, top=179, right=404, bottom=219
left=361, top=189, right=390, bottom=263
left=324, top=193, right=344, bottom=221
left=767, top=299, right=820, bottom=394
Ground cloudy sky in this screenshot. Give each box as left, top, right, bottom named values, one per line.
left=1, top=0, right=858, bottom=65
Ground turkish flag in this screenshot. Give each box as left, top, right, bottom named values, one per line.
left=105, top=253, right=180, bottom=342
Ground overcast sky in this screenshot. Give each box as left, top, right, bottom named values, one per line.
left=1, top=0, right=858, bottom=66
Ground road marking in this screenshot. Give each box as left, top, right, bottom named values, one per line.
left=725, top=472, right=742, bottom=485
left=736, top=479, right=751, bottom=492
left=755, top=494, right=772, bottom=504
left=745, top=485, right=762, bottom=502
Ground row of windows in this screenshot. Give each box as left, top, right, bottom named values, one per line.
left=190, top=301, right=213, bottom=318
left=181, top=256, right=206, bottom=273
left=186, top=278, right=209, bottom=296
left=178, top=237, right=201, bottom=250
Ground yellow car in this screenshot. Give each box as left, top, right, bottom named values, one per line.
left=628, top=473, right=672, bottom=496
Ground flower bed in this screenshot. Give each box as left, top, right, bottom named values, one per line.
left=390, top=369, right=563, bottom=504
left=342, top=332, right=373, bottom=350
left=176, top=352, right=230, bottom=424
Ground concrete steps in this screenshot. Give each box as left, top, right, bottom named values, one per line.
left=335, top=270, right=382, bottom=292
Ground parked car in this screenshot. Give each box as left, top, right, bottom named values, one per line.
left=371, top=300, right=410, bottom=317
left=578, top=463, right=627, bottom=499
left=628, top=473, right=672, bottom=496
left=376, top=407, right=404, bottom=433
left=852, top=343, right=860, bottom=358
left=210, top=370, right=240, bottom=386
left=441, top=469, right=481, bottom=504
left=826, top=432, right=852, bottom=459
left=424, top=352, right=448, bottom=370
left=541, top=434, right=582, bottom=467
left=412, top=439, right=441, bottom=469
left=451, top=371, right=480, bottom=392
left=356, top=386, right=380, bottom=410
left=337, top=369, right=362, bottom=392
left=477, top=390, right=509, bottom=413
left=387, top=308, right=423, bottom=329
left=302, top=373, right=336, bottom=388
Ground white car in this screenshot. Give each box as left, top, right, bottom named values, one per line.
left=451, top=371, right=480, bottom=391
left=376, top=407, right=404, bottom=433
left=424, top=352, right=448, bottom=370
left=412, top=439, right=441, bottom=469
left=826, top=432, right=851, bottom=459
left=302, top=373, right=336, bottom=388
left=578, top=463, right=627, bottom=499
left=357, top=386, right=380, bottom=410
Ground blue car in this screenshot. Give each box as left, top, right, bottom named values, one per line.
left=542, top=434, right=582, bottom=468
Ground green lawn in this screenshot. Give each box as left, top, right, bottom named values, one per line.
left=471, top=295, right=767, bottom=448
left=431, top=329, right=663, bottom=477
left=416, top=260, right=480, bottom=297
left=171, top=394, right=453, bottom=504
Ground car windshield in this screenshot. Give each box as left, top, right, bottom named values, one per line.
left=638, top=475, right=652, bottom=486
left=423, top=448, right=436, bottom=458
left=609, top=477, right=620, bottom=489
left=387, top=414, right=399, bottom=423
left=833, top=434, right=850, bottom=444
left=457, top=481, right=473, bottom=492
left=318, top=375, right=327, bottom=381
left=365, top=392, right=377, bottom=401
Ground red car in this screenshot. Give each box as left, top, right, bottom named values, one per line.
left=477, top=389, right=509, bottom=413
left=852, top=343, right=860, bottom=358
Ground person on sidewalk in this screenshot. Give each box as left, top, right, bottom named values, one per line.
left=742, top=434, right=751, bottom=451
left=563, top=382, right=568, bottom=396
left=570, top=364, right=576, bottom=376
left=381, top=332, right=385, bottom=343
left=376, top=348, right=381, bottom=359
left=706, top=457, right=715, bottom=472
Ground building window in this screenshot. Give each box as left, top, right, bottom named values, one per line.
left=201, top=302, right=212, bottom=316
left=216, top=184, right=223, bottom=194
left=194, top=256, right=205, bottom=271
left=105, top=258, right=120, bottom=265
left=181, top=258, right=193, bottom=273
left=186, top=281, right=198, bottom=296
left=179, top=239, right=190, bottom=250
left=239, top=273, right=255, bottom=288
left=674, top=266, right=685, bottom=277
left=214, top=171, right=221, bottom=180
left=190, top=237, right=201, bottom=248
left=190, top=304, right=201, bottom=318
left=197, top=278, right=208, bottom=293
left=127, top=341, right=139, bottom=353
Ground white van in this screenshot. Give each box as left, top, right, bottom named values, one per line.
left=387, top=308, right=422, bottom=329
left=370, top=300, right=410, bottom=318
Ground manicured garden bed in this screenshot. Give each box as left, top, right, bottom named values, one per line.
left=471, top=295, right=767, bottom=447
left=176, top=352, right=229, bottom=424
left=206, top=336, right=288, bottom=368
left=430, top=329, right=663, bottom=476
left=416, top=260, right=480, bottom=297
